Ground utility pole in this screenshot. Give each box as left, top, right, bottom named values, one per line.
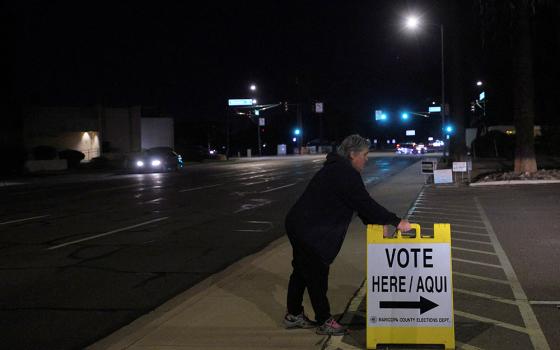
left=296, top=77, right=303, bottom=153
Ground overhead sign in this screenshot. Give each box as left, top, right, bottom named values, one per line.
left=429, top=106, right=441, bottom=113
left=228, top=99, right=254, bottom=106
left=367, top=224, right=455, bottom=349
left=315, top=102, right=324, bottom=113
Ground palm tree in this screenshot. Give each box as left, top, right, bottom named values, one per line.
left=479, top=0, right=539, bottom=173
left=511, top=0, right=537, bottom=173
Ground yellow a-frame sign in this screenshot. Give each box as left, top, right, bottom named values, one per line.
left=366, top=223, right=455, bottom=349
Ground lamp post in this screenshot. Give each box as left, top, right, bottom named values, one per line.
left=249, top=84, right=262, bottom=156
left=405, top=16, right=446, bottom=157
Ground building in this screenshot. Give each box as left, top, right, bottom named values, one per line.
left=23, top=105, right=173, bottom=162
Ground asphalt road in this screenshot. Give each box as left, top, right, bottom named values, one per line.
left=0, top=155, right=418, bottom=350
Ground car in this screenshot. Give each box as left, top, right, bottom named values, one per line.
left=129, top=147, right=183, bottom=172
left=396, top=142, right=426, bottom=155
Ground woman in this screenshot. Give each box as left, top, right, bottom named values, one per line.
left=283, top=134, right=411, bottom=335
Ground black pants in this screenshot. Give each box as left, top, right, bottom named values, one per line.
left=286, top=236, right=331, bottom=324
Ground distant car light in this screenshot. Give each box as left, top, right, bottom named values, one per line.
left=136, top=160, right=144, bottom=167
left=151, top=159, right=161, bottom=167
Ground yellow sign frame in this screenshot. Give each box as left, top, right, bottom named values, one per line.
left=366, top=223, right=455, bottom=349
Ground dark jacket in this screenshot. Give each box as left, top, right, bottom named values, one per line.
left=285, top=153, right=401, bottom=264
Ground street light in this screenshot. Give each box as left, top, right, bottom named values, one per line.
left=405, top=16, right=420, bottom=29
left=476, top=81, right=483, bottom=86
left=404, top=15, right=446, bottom=157
left=249, top=84, right=261, bottom=156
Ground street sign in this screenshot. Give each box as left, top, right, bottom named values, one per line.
left=315, top=102, right=324, bottom=113
left=434, top=169, right=453, bottom=184
left=479, top=91, right=485, bottom=101
left=367, top=224, right=455, bottom=349
left=428, top=106, right=441, bottom=113
left=406, top=130, right=416, bottom=136
left=228, top=99, right=254, bottom=106
left=259, top=118, right=265, bottom=126
left=452, top=162, right=467, bottom=172
left=421, top=160, right=437, bottom=174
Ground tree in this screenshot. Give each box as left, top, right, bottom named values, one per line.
left=511, top=0, right=538, bottom=173
left=478, top=0, right=542, bottom=173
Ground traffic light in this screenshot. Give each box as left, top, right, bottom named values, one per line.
left=401, top=113, right=409, bottom=120
left=294, top=128, right=301, bottom=136
left=445, top=125, right=454, bottom=133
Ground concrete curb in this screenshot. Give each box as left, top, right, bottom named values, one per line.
left=470, top=179, right=560, bottom=186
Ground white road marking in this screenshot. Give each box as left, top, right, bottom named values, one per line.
left=259, top=183, right=297, bottom=193
left=453, top=271, right=510, bottom=285
left=452, top=237, right=493, bottom=245
left=453, top=288, right=517, bottom=305
left=529, top=301, right=560, bottom=305
left=0, top=215, right=50, bottom=225
left=456, top=341, right=484, bottom=350
left=452, top=246, right=497, bottom=255
left=454, top=310, right=529, bottom=334
left=413, top=206, right=478, bottom=214
left=234, top=199, right=272, bottom=213
left=452, top=230, right=490, bottom=237
left=47, top=217, right=169, bottom=250
left=179, top=183, right=223, bottom=192
left=475, top=197, right=550, bottom=350
left=143, top=197, right=164, bottom=204
left=452, top=257, right=502, bottom=268
left=410, top=215, right=484, bottom=224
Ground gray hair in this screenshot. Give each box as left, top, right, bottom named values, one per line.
left=337, top=134, right=371, bottom=158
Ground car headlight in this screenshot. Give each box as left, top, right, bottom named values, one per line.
left=151, top=159, right=161, bottom=167
left=136, top=160, right=144, bottom=167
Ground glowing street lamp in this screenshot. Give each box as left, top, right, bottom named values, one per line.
left=404, top=14, right=446, bottom=156
left=405, top=16, right=420, bottom=30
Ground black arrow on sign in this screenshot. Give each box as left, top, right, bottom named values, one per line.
left=379, top=296, right=439, bottom=315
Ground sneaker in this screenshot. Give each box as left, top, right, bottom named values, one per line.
left=316, top=317, right=348, bottom=336
left=283, top=312, right=317, bottom=329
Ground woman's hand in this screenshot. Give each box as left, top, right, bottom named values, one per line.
left=397, top=219, right=411, bottom=232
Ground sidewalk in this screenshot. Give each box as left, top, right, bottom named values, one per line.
left=87, top=161, right=426, bottom=349
left=328, top=177, right=558, bottom=349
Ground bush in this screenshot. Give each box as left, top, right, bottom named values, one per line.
left=536, top=125, right=560, bottom=155
left=0, top=147, right=27, bottom=175
left=32, top=145, right=58, bottom=160
left=58, top=149, right=85, bottom=168
left=472, top=130, right=515, bottom=159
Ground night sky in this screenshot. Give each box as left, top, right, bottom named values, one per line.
left=10, top=1, right=444, bottom=120
left=9, top=1, right=557, bottom=149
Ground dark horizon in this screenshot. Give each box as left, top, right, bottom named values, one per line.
left=7, top=1, right=560, bottom=148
